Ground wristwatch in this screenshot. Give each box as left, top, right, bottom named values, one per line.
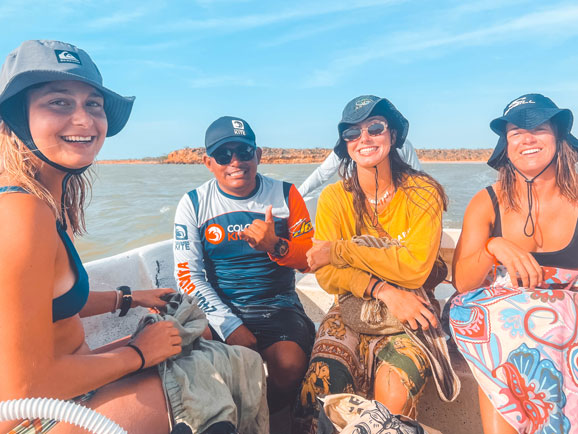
left=117, top=285, right=133, bottom=317
left=272, top=238, right=289, bottom=258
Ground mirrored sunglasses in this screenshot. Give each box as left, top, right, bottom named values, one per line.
left=342, top=121, right=388, bottom=142
left=212, top=145, right=256, bottom=165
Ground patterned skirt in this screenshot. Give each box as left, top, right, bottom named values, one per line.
left=293, top=304, right=431, bottom=434
left=450, top=266, right=578, bottom=434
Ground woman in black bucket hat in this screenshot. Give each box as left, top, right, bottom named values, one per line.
left=450, top=94, right=578, bottom=433
left=0, top=40, right=182, bottom=433
left=293, top=95, right=452, bottom=433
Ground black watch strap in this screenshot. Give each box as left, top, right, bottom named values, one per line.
left=273, top=238, right=289, bottom=258
left=118, top=285, right=133, bottom=317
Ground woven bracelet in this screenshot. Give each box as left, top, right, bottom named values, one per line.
left=370, top=280, right=382, bottom=299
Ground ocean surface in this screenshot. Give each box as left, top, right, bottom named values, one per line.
left=76, top=163, right=496, bottom=262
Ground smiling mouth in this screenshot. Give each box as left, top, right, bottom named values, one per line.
left=358, top=146, right=379, bottom=156
left=521, top=148, right=541, bottom=155
left=62, top=135, right=94, bottom=143
left=228, top=169, right=247, bottom=177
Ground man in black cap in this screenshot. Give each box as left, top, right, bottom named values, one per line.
left=173, top=116, right=315, bottom=412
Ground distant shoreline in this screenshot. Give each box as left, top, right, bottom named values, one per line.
left=98, top=147, right=493, bottom=165
left=96, top=159, right=489, bottom=165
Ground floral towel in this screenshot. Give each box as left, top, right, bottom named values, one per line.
left=450, top=266, right=578, bottom=434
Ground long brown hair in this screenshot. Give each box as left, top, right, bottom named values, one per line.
left=337, top=129, right=448, bottom=234
left=497, top=138, right=578, bottom=211
left=0, top=122, right=93, bottom=235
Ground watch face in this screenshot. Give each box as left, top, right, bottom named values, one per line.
left=275, top=239, right=289, bottom=257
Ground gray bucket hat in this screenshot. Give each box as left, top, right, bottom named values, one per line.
left=0, top=40, right=134, bottom=137
left=334, top=95, right=409, bottom=159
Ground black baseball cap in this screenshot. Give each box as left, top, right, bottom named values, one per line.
left=205, top=116, right=256, bottom=156
left=488, top=93, right=578, bottom=169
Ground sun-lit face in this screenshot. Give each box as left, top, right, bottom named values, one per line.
left=345, top=115, right=395, bottom=169
left=506, top=121, right=557, bottom=176
left=27, top=80, right=108, bottom=170
left=203, top=142, right=262, bottom=197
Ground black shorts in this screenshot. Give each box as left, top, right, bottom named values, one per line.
left=212, top=304, right=316, bottom=356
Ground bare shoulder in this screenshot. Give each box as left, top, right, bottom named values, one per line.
left=461, top=186, right=496, bottom=240
left=0, top=192, right=59, bottom=259
left=465, top=187, right=495, bottom=219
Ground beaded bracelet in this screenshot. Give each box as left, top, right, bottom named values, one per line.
left=126, top=343, right=145, bottom=372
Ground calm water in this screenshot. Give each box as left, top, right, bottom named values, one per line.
left=77, top=163, right=496, bottom=262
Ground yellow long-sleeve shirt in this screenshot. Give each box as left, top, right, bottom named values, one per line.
left=315, top=175, right=443, bottom=298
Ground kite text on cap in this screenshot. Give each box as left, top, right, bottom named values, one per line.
left=232, top=119, right=246, bottom=135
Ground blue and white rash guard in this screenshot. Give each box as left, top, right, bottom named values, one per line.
left=173, top=174, right=313, bottom=339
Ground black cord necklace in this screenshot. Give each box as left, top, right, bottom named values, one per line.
left=510, top=158, right=554, bottom=237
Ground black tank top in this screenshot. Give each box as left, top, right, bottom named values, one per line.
left=486, top=186, right=578, bottom=268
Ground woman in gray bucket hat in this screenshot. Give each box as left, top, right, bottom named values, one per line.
left=294, top=95, right=452, bottom=432
left=450, top=94, right=578, bottom=433
left=0, top=40, right=181, bottom=433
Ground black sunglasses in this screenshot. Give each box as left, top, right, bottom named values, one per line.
left=212, top=145, right=256, bottom=165
left=342, top=120, right=388, bottom=142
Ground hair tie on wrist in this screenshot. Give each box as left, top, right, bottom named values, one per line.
left=484, top=237, right=497, bottom=259
left=126, top=343, right=145, bottom=372
left=484, top=237, right=500, bottom=276
left=370, top=280, right=382, bottom=299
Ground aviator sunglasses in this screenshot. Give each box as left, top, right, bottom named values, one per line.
left=212, top=145, right=256, bottom=165
left=342, top=120, right=388, bottom=142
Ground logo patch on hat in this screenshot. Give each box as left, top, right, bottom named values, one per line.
left=355, top=98, right=373, bottom=110
left=54, top=50, right=81, bottom=65
left=504, top=96, right=535, bottom=116
left=232, top=119, right=246, bottom=136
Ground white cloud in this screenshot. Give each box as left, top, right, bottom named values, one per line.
left=306, top=3, right=578, bottom=87
left=260, top=20, right=349, bottom=48
left=188, top=75, right=257, bottom=88
left=88, top=6, right=156, bottom=29
left=164, top=0, right=403, bottom=33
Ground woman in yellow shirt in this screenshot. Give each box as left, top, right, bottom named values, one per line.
left=293, top=95, right=447, bottom=433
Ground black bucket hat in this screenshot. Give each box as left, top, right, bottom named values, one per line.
left=334, top=95, right=409, bottom=159
left=487, top=93, right=578, bottom=169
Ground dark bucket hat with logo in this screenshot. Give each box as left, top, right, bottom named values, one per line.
left=205, top=116, right=256, bottom=156
left=334, top=95, right=409, bottom=159
left=487, top=93, right=578, bottom=169
left=0, top=40, right=135, bottom=174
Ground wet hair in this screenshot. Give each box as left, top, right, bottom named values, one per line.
left=498, top=135, right=578, bottom=211
left=337, top=124, right=448, bottom=234
left=0, top=121, right=93, bottom=235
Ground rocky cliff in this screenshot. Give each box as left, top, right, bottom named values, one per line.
left=165, top=147, right=493, bottom=164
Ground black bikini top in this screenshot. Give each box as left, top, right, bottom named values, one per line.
left=486, top=185, right=578, bottom=268
left=0, top=186, right=89, bottom=321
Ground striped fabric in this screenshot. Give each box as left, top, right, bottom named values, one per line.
left=351, top=234, right=461, bottom=402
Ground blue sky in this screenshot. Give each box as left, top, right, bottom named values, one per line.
left=2, top=0, right=578, bottom=159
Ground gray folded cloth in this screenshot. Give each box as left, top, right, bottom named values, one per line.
left=133, top=293, right=269, bottom=434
